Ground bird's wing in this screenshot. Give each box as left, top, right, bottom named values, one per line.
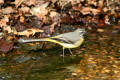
left=50, top=36, right=74, bottom=44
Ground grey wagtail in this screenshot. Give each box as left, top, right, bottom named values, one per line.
left=18, top=28, right=85, bottom=57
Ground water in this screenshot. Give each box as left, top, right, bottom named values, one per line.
left=0, top=25, right=120, bottom=80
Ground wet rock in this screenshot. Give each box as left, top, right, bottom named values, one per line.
left=12, top=55, right=31, bottom=63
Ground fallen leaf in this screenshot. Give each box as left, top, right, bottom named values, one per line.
left=50, top=22, right=57, bottom=34
left=13, top=28, right=43, bottom=37
left=0, top=0, right=4, bottom=4
left=50, top=11, right=60, bottom=22
left=80, top=7, right=91, bottom=15
left=19, top=6, right=30, bottom=13
left=14, top=0, right=25, bottom=8
left=3, top=26, right=13, bottom=33
left=2, top=7, right=14, bottom=14
left=20, top=16, right=25, bottom=23
left=30, top=2, right=49, bottom=16
left=0, top=39, right=14, bottom=53
left=0, top=15, right=10, bottom=27
left=97, top=29, right=104, bottom=33
left=98, top=0, right=104, bottom=8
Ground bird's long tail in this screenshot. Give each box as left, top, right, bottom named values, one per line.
left=18, top=38, right=50, bottom=43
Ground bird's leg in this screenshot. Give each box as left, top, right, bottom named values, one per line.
left=68, top=48, right=73, bottom=56
left=62, top=47, right=65, bottom=57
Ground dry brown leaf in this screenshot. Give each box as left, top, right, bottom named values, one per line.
left=19, top=6, right=30, bottom=13
left=50, top=11, right=58, bottom=18
left=0, top=20, right=7, bottom=27
left=97, top=29, right=104, bottom=33
left=30, top=2, right=49, bottom=16
left=50, top=22, right=57, bottom=34
left=80, top=7, right=100, bottom=15
left=50, top=11, right=60, bottom=22
left=14, top=0, right=25, bottom=8
left=87, top=0, right=97, bottom=6
left=0, top=39, right=14, bottom=53
left=20, top=16, right=25, bottom=23
left=2, top=7, right=14, bottom=14
left=14, top=0, right=21, bottom=5
left=3, top=26, right=13, bottom=33
left=13, top=28, right=43, bottom=37
left=98, top=0, right=104, bottom=8
left=29, top=0, right=36, bottom=5
left=0, top=15, right=10, bottom=28
left=0, top=0, right=4, bottom=4
left=80, top=7, right=91, bottom=15
left=91, top=8, right=100, bottom=15
left=103, top=7, right=109, bottom=12
left=59, top=0, right=80, bottom=8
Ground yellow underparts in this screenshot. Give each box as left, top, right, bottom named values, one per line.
left=42, top=38, right=84, bottom=49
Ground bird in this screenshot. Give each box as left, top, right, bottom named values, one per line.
left=18, top=28, right=85, bottom=57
